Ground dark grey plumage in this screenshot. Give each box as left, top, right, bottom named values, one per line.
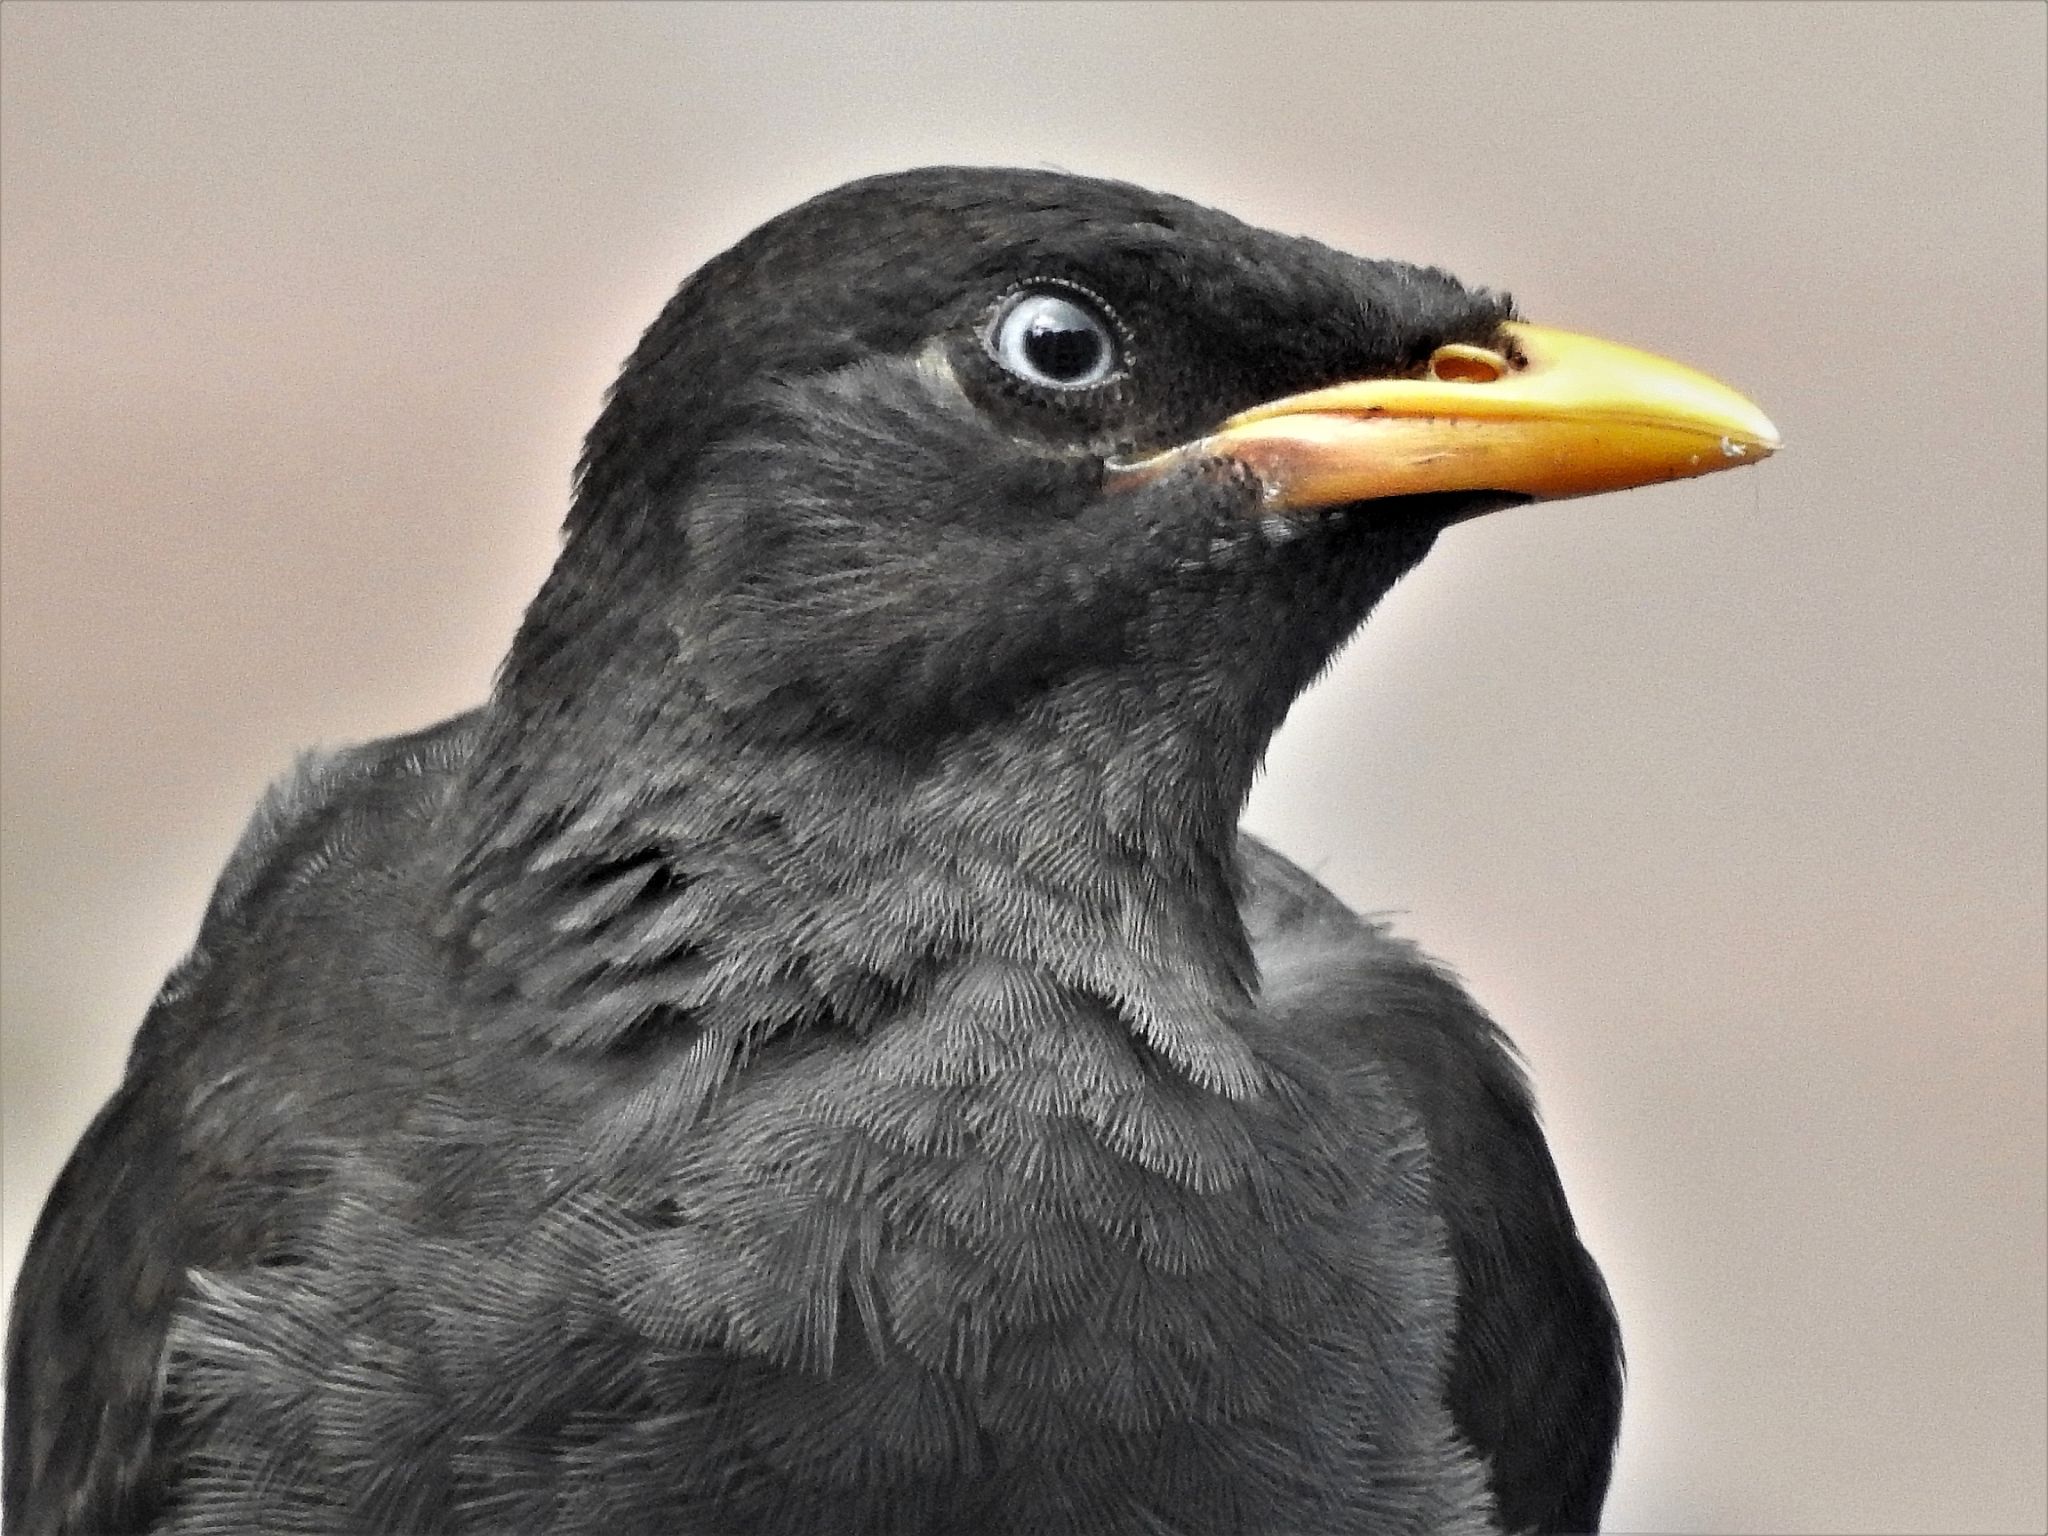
left=6, top=168, right=1621, bottom=1535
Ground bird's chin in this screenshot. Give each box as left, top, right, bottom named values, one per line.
left=1403, top=489, right=1535, bottom=529
left=1310, top=490, right=1535, bottom=534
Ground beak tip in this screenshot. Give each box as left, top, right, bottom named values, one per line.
left=1712, top=395, right=1781, bottom=460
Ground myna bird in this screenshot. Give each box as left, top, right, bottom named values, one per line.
left=5, top=167, right=1778, bottom=1536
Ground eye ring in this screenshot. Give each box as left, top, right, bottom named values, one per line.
left=985, top=283, right=1125, bottom=391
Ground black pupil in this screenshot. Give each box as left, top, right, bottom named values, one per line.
left=1022, top=306, right=1104, bottom=381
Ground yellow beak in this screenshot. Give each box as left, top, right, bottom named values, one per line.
left=1110, top=321, right=1780, bottom=511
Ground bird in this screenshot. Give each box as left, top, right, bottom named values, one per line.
left=5, top=166, right=1778, bottom=1536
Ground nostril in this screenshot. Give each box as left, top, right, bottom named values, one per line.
left=1428, top=345, right=1506, bottom=384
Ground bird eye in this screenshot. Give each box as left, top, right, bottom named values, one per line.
left=988, top=288, right=1121, bottom=390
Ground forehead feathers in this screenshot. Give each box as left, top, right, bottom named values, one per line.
left=574, top=167, right=1510, bottom=517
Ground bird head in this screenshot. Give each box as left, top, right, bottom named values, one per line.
left=463, top=168, right=1778, bottom=1087
left=531, top=167, right=1775, bottom=774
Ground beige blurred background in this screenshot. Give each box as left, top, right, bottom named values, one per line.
left=2, top=2, right=2042, bottom=1530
